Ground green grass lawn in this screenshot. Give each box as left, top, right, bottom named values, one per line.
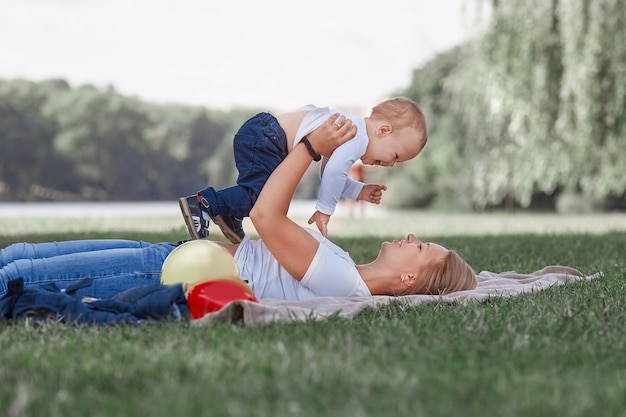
left=1, top=212, right=625, bottom=417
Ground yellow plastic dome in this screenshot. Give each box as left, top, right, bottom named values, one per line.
left=160, top=240, right=239, bottom=288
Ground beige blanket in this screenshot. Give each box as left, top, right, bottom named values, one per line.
left=193, top=265, right=602, bottom=326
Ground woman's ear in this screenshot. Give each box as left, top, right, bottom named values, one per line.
left=400, top=273, right=417, bottom=287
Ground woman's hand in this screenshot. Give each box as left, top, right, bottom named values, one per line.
left=305, top=114, right=357, bottom=157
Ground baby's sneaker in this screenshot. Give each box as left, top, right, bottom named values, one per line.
left=210, top=213, right=245, bottom=244
left=179, top=195, right=210, bottom=239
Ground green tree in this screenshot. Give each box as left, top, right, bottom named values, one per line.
left=423, top=0, right=626, bottom=209
left=557, top=0, right=626, bottom=200
left=44, top=85, right=155, bottom=200
left=0, top=79, right=69, bottom=200
left=190, top=110, right=235, bottom=191
left=393, top=47, right=473, bottom=209
left=445, top=0, right=568, bottom=207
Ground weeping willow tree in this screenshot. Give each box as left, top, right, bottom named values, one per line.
left=446, top=0, right=626, bottom=208
left=557, top=0, right=626, bottom=200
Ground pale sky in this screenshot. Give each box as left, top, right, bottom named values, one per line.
left=0, top=0, right=488, bottom=113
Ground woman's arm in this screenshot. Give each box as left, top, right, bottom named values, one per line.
left=249, top=114, right=356, bottom=280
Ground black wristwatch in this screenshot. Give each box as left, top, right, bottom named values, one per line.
left=300, top=136, right=322, bottom=162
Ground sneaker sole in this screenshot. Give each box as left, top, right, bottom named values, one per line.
left=210, top=214, right=243, bottom=244
left=178, top=197, right=202, bottom=240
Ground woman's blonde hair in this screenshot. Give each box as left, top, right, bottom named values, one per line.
left=398, top=250, right=477, bottom=296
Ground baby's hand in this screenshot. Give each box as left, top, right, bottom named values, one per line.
left=307, top=210, right=332, bottom=237
left=358, top=184, right=387, bottom=204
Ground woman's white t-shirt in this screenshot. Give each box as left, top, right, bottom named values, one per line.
left=234, top=228, right=371, bottom=300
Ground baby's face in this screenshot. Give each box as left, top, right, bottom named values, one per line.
left=361, top=128, right=424, bottom=167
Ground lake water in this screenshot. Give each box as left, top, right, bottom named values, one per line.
left=0, top=200, right=389, bottom=236
left=0, top=201, right=181, bottom=218
left=1, top=201, right=624, bottom=237
left=0, top=200, right=387, bottom=218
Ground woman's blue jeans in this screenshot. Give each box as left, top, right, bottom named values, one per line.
left=0, top=240, right=177, bottom=299
left=198, top=112, right=288, bottom=218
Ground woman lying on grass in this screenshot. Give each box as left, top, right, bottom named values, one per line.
left=0, top=115, right=477, bottom=301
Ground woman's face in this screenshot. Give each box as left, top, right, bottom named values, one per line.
left=379, top=234, right=449, bottom=273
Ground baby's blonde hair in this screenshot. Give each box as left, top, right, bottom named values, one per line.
left=370, top=97, right=427, bottom=135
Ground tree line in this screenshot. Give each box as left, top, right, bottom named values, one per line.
left=0, top=79, right=259, bottom=202
left=1, top=0, right=624, bottom=211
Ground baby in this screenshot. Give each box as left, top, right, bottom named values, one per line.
left=180, top=97, right=427, bottom=243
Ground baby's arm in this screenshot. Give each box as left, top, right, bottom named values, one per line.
left=316, top=135, right=367, bottom=210
left=341, top=176, right=364, bottom=201
left=357, top=184, right=387, bottom=204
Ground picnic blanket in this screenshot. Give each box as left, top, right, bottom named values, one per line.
left=193, top=265, right=603, bottom=326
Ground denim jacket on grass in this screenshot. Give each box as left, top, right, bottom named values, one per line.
left=0, top=278, right=188, bottom=326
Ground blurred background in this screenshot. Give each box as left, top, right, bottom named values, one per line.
left=1, top=0, right=624, bottom=213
